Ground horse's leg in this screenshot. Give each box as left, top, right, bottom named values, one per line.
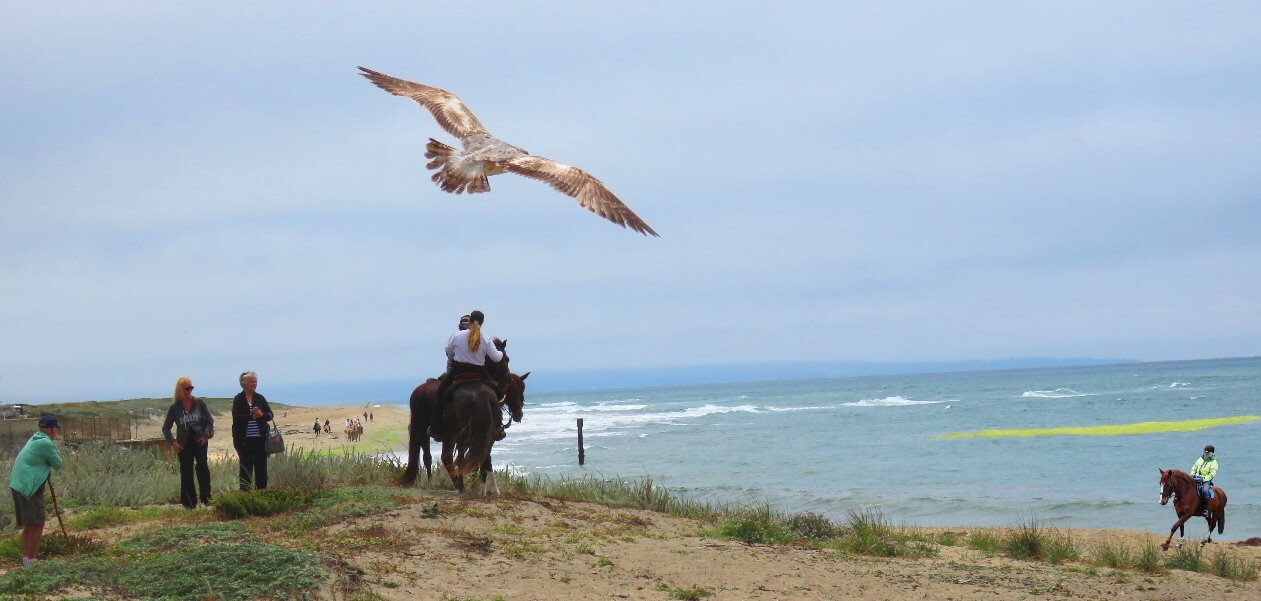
left=441, top=440, right=462, bottom=493
left=1164, top=515, right=1191, bottom=551
left=1203, top=514, right=1214, bottom=545
left=422, top=435, right=433, bottom=487
left=402, top=410, right=422, bottom=486
left=481, top=453, right=498, bottom=496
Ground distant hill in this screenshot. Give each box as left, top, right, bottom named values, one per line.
left=24, top=397, right=293, bottom=419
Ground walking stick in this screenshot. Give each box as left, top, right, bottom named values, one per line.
left=46, top=476, right=70, bottom=546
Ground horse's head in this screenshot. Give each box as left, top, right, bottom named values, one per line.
left=501, top=371, right=529, bottom=424
left=1158, top=468, right=1175, bottom=505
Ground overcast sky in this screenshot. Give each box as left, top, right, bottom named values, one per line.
left=2, top=1, right=1259, bottom=403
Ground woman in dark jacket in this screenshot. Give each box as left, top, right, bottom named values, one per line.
left=231, top=371, right=273, bottom=491
left=162, top=376, right=215, bottom=508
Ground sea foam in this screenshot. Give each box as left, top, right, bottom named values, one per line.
left=843, top=396, right=946, bottom=407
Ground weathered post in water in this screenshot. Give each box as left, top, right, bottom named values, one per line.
left=577, top=418, right=585, bottom=465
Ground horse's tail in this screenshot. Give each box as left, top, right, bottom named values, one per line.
left=1218, top=489, right=1227, bottom=534
left=451, top=391, right=495, bottom=478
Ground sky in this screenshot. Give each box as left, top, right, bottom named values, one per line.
left=2, top=1, right=1259, bottom=403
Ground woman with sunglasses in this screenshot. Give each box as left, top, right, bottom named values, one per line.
left=161, top=376, right=216, bottom=508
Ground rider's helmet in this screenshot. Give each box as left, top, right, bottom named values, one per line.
left=1204, top=444, right=1215, bottom=454
left=469, top=310, right=485, bottom=325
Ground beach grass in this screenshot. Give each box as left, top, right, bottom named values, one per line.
left=938, top=415, right=1260, bottom=439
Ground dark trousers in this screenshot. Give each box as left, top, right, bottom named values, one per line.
left=177, top=442, right=212, bottom=508
left=236, top=436, right=269, bottom=491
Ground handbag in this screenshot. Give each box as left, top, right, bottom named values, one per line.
left=265, top=419, right=285, bottom=455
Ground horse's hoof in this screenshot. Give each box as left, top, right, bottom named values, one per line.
left=1160, top=544, right=1169, bottom=552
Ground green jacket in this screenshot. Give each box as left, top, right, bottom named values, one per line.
left=1191, top=456, right=1218, bottom=482
left=9, top=431, right=64, bottom=499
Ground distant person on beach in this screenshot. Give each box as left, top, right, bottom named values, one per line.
left=369, top=412, right=373, bottom=422
left=313, top=419, right=320, bottom=437
left=1191, top=444, right=1218, bottom=501
left=232, top=371, right=273, bottom=491
left=432, top=309, right=503, bottom=441
left=162, top=377, right=215, bottom=508
left=324, top=419, right=331, bottom=434
left=9, top=414, right=63, bottom=566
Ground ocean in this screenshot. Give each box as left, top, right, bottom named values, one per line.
left=399, top=357, right=1261, bottom=535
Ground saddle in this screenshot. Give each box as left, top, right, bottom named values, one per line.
left=444, top=372, right=501, bottom=401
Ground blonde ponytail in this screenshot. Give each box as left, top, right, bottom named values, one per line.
left=467, top=321, right=482, bottom=353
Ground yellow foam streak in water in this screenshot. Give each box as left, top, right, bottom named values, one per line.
left=938, top=415, right=1261, bottom=439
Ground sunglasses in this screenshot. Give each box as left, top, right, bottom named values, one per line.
left=183, top=385, right=195, bottom=391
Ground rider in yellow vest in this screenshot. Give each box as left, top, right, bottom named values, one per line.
left=1190, top=444, right=1217, bottom=501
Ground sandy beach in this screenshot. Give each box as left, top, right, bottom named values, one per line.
left=134, top=403, right=412, bottom=459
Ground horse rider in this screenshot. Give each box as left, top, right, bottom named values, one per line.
left=1191, top=444, right=1218, bottom=507
left=447, top=314, right=470, bottom=373
left=430, top=310, right=503, bottom=442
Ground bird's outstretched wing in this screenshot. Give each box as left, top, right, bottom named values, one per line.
left=357, top=66, right=488, bottom=139
left=505, top=155, right=658, bottom=237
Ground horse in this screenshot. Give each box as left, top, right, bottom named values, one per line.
left=1158, top=468, right=1227, bottom=551
left=399, top=339, right=527, bottom=487
left=438, top=371, right=527, bottom=493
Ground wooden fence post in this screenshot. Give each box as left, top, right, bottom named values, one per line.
left=577, top=418, right=585, bottom=465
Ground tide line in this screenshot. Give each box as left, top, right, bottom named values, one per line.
left=938, top=415, right=1261, bottom=439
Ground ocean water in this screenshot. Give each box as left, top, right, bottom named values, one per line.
left=411, top=357, right=1261, bottom=535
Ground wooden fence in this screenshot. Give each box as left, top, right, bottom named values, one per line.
left=0, top=416, right=131, bottom=453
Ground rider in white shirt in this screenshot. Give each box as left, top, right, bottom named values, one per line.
left=431, top=310, right=503, bottom=441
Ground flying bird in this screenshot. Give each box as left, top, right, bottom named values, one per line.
left=358, top=66, right=658, bottom=237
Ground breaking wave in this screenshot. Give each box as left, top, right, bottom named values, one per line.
left=1022, top=388, right=1097, bottom=398
left=843, top=396, right=947, bottom=407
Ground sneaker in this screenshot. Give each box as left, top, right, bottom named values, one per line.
left=20, top=557, right=36, bottom=566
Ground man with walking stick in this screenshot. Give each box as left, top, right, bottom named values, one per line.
left=8, top=415, right=64, bottom=566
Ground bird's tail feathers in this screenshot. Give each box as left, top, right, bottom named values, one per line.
left=431, top=169, right=490, bottom=195
left=424, top=138, right=455, bottom=168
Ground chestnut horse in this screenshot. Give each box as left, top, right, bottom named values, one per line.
left=1158, top=468, right=1227, bottom=551
left=400, top=365, right=527, bottom=487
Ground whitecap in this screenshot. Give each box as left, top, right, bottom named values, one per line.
left=843, top=396, right=946, bottom=407
left=1022, top=388, right=1096, bottom=398
left=1169, top=382, right=1189, bottom=388
left=764, top=405, right=832, bottom=413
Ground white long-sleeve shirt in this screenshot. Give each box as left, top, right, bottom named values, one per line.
left=445, top=330, right=504, bottom=366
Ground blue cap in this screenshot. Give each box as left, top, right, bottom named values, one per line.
left=38, top=414, right=60, bottom=429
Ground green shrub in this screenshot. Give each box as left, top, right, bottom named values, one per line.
left=1164, top=545, right=1203, bottom=572
left=783, top=511, right=839, bottom=540
left=1002, top=520, right=1046, bottom=560
left=1209, top=550, right=1258, bottom=581
left=1091, top=538, right=1132, bottom=568
left=67, top=505, right=138, bottom=530
left=1134, top=541, right=1166, bottom=574
left=717, top=505, right=791, bottom=545
left=1043, top=532, right=1079, bottom=565
left=831, top=509, right=937, bottom=558
left=214, top=488, right=316, bottom=519
left=114, top=542, right=323, bottom=600
left=967, top=529, right=1001, bottom=555
left=935, top=531, right=961, bottom=546
left=0, top=557, right=114, bottom=595
left=120, top=522, right=248, bottom=553
left=0, top=533, right=104, bottom=562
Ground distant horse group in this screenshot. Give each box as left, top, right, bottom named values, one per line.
left=401, top=340, right=528, bottom=494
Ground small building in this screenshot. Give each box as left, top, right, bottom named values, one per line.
left=0, top=404, right=31, bottom=419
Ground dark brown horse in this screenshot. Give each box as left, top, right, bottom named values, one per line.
left=400, top=367, right=527, bottom=488
left=1158, top=468, right=1227, bottom=550
left=439, top=371, right=527, bottom=493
